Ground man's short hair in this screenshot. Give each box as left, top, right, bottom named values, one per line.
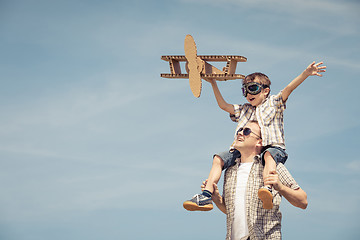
left=248, top=120, right=259, bottom=125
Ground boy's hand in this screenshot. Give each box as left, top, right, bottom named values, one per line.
left=282, top=61, right=326, bottom=102
left=304, top=61, right=327, bottom=77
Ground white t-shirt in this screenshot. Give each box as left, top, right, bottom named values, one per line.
left=231, top=161, right=254, bottom=240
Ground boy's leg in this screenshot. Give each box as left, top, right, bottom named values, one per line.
left=183, top=151, right=239, bottom=211
left=203, top=155, right=224, bottom=193
left=258, top=151, right=276, bottom=209
left=258, top=147, right=288, bottom=209
left=182, top=156, right=223, bottom=211
left=263, top=151, right=277, bottom=190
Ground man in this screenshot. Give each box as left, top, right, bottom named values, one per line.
left=203, top=120, right=307, bottom=239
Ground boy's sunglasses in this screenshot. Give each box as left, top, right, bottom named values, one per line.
left=242, top=82, right=269, bottom=97
left=237, top=127, right=262, bottom=139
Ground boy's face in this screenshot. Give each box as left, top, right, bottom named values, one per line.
left=245, top=77, right=270, bottom=107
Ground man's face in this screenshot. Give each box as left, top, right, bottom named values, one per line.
left=234, top=122, right=262, bottom=151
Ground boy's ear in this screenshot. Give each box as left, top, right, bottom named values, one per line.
left=263, top=88, right=270, bottom=96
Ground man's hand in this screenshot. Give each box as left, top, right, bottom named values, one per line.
left=264, top=170, right=283, bottom=191
left=264, top=170, right=308, bottom=209
left=304, top=61, right=327, bottom=77
left=201, top=180, right=222, bottom=203
left=201, top=179, right=227, bottom=214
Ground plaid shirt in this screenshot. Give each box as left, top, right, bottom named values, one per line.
left=223, top=156, right=300, bottom=240
left=229, top=92, right=286, bottom=150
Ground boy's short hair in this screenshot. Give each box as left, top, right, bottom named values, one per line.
left=243, top=72, right=271, bottom=87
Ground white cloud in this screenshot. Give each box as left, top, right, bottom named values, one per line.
left=0, top=73, right=173, bottom=129
left=346, top=160, right=360, bottom=172
left=180, top=0, right=359, bottom=19
left=180, top=0, right=359, bottom=36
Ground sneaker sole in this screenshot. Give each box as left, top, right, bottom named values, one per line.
left=183, top=201, right=213, bottom=211
left=258, top=188, right=273, bottom=209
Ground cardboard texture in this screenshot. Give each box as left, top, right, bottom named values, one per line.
left=161, top=34, right=247, bottom=98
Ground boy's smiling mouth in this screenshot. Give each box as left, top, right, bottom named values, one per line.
left=249, top=97, right=255, bottom=102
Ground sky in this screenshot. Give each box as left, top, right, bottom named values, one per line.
left=0, top=0, right=359, bottom=239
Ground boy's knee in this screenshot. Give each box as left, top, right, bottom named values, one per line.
left=264, top=151, right=274, bottom=161
left=213, top=155, right=224, bottom=168
left=262, top=150, right=276, bottom=166
left=262, top=147, right=288, bottom=165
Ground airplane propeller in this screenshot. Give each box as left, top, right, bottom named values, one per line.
left=184, top=34, right=202, bottom=98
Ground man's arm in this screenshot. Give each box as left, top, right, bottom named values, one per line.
left=201, top=180, right=226, bottom=214
left=281, top=61, right=326, bottom=102
left=265, top=171, right=308, bottom=209
left=207, top=79, right=235, bottom=115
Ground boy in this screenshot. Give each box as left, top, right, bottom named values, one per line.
left=183, top=61, right=326, bottom=211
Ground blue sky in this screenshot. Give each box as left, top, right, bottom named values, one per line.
left=0, top=0, right=359, bottom=239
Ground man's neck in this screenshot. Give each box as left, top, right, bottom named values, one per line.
left=239, top=151, right=257, bottom=163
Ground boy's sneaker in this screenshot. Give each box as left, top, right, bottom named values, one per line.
left=183, top=193, right=213, bottom=211
left=258, top=186, right=273, bottom=209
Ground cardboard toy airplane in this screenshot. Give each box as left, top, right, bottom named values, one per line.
left=161, top=34, right=247, bottom=98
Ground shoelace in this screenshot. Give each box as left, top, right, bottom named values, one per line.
left=191, top=194, right=201, bottom=204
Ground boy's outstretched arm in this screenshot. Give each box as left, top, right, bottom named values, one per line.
left=282, top=61, right=326, bottom=102
left=207, top=79, right=235, bottom=115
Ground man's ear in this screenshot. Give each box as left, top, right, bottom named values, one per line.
left=256, top=138, right=262, bottom=148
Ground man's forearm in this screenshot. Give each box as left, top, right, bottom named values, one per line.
left=213, top=195, right=227, bottom=214
left=278, top=185, right=308, bottom=209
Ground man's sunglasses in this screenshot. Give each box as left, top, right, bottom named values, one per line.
left=242, top=82, right=269, bottom=97
left=237, top=127, right=262, bottom=139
